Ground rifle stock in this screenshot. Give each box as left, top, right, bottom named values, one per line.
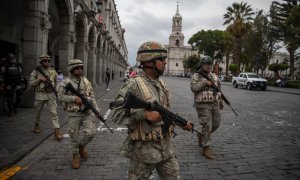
left=64, top=83, right=113, bottom=133
left=122, top=91, right=201, bottom=134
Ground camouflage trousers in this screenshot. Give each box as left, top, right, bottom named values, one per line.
left=34, top=99, right=60, bottom=129
left=196, top=104, right=221, bottom=147
left=128, top=156, right=179, bottom=180
left=68, top=114, right=96, bottom=154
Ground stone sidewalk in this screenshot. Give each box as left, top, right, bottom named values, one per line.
left=0, top=78, right=123, bottom=171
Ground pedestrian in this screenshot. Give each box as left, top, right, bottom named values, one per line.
left=111, top=41, right=193, bottom=179
left=57, top=59, right=98, bottom=169
left=29, top=54, right=63, bottom=141
left=190, top=56, right=224, bottom=160
left=111, top=70, right=115, bottom=80
left=56, top=68, right=64, bottom=87
left=105, top=68, right=110, bottom=90
left=129, top=68, right=137, bottom=78
left=3, top=53, right=23, bottom=116
left=0, top=57, right=8, bottom=112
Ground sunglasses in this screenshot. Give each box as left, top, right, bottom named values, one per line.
left=74, top=66, right=83, bottom=70
left=42, top=60, right=50, bottom=63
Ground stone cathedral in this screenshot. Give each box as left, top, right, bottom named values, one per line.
left=165, top=5, right=197, bottom=76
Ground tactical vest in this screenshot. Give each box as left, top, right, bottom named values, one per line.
left=64, top=77, right=93, bottom=113
left=5, top=65, right=21, bottom=85
left=128, top=76, right=174, bottom=141
left=35, top=68, right=56, bottom=93
left=194, top=73, right=222, bottom=103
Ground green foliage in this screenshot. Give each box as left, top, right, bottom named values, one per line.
left=268, top=63, right=289, bottom=77
left=245, top=66, right=252, bottom=72
left=229, top=63, right=239, bottom=74
left=183, top=54, right=199, bottom=72
left=270, top=0, right=300, bottom=78
left=188, top=30, right=225, bottom=61
left=223, top=2, right=255, bottom=68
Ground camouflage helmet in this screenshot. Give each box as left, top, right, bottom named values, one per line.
left=6, top=53, right=16, bottom=63
left=39, top=54, right=51, bottom=63
left=136, top=41, right=167, bottom=62
left=200, top=56, right=213, bottom=65
left=68, top=59, right=83, bottom=72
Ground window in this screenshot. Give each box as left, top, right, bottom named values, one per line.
left=243, top=74, right=247, bottom=78
left=175, top=40, right=180, bottom=47
left=176, top=63, right=178, bottom=67
left=177, top=20, right=179, bottom=26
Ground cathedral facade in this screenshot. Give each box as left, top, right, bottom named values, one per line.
left=165, top=5, right=197, bottom=76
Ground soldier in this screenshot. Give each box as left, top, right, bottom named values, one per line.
left=190, top=56, right=224, bottom=160
left=57, top=59, right=97, bottom=169
left=3, top=53, right=22, bottom=116
left=29, top=54, right=63, bottom=141
left=111, top=41, right=193, bottom=179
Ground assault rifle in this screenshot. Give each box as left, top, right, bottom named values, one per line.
left=64, top=82, right=113, bottom=133
left=198, top=70, right=238, bottom=116
left=122, top=91, right=201, bottom=134
left=35, top=66, right=58, bottom=98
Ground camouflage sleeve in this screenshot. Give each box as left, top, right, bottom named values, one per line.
left=190, top=73, right=207, bottom=93
left=111, top=78, right=146, bottom=125
left=29, top=70, right=39, bottom=87
left=57, top=78, right=76, bottom=103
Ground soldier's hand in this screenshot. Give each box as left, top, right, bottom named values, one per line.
left=219, top=101, right=224, bottom=110
left=145, top=110, right=162, bottom=124
left=75, top=96, right=83, bottom=105
left=206, top=80, right=212, bottom=87
left=38, top=76, right=47, bottom=82
left=181, top=121, right=193, bottom=131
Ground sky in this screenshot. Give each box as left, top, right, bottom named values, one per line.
left=114, top=0, right=275, bottom=66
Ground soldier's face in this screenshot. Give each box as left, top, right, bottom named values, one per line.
left=154, top=58, right=166, bottom=75
left=41, top=60, right=50, bottom=68
left=73, top=66, right=83, bottom=76
left=202, top=64, right=212, bottom=73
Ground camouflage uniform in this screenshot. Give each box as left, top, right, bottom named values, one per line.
left=29, top=55, right=60, bottom=130
left=57, top=62, right=97, bottom=155
left=191, top=70, right=222, bottom=148
left=111, top=41, right=180, bottom=180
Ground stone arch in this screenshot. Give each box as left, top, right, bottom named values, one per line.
left=87, top=24, right=97, bottom=85
left=101, top=39, right=107, bottom=82
left=74, top=10, right=88, bottom=64
left=96, top=32, right=102, bottom=85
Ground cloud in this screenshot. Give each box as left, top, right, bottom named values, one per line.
left=114, top=0, right=274, bottom=66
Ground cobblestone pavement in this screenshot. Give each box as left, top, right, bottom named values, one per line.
left=10, top=77, right=300, bottom=180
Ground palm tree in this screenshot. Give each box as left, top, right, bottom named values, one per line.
left=223, top=2, right=254, bottom=72
left=223, top=31, right=234, bottom=76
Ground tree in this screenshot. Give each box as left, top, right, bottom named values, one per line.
left=229, top=63, right=239, bottom=75
left=188, top=30, right=225, bottom=61
left=223, top=31, right=234, bottom=77
left=243, top=10, right=281, bottom=76
left=183, top=54, right=199, bottom=73
left=269, top=63, right=289, bottom=78
left=223, top=2, right=255, bottom=72
left=270, top=0, right=300, bottom=79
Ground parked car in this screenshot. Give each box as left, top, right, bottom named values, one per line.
left=232, top=73, right=267, bottom=90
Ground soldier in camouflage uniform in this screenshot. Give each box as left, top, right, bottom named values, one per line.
left=57, top=59, right=97, bottom=169
left=190, top=56, right=224, bottom=160
left=29, top=54, right=63, bottom=141
left=111, top=41, right=193, bottom=179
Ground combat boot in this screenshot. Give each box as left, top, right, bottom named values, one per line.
left=203, top=146, right=214, bottom=160
left=54, top=128, right=63, bottom=141
left=33, top=124, right=41, bottom=133
left=197, top=133, right=203, bottom=147
left=79, top=145, right=88, bottom=160
left=72, top=154, right=80, bottom=169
